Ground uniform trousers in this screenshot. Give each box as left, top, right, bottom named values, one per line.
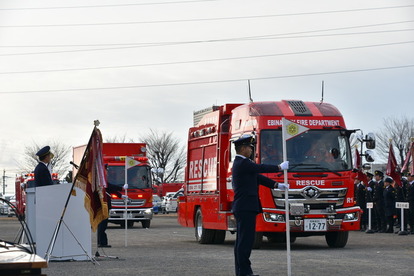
left=234, top=211, right=257, bottom=276
left=374, top=203, right=386, bottom=232
left=97, top=219, right=109, bottom=246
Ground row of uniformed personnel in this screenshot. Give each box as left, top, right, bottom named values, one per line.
left=355, top=170, right=414, bottom=234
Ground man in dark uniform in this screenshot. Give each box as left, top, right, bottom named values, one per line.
left=232, top=134, right=289, bottom=276
left=33, top=146, right=54, bottom=187
left=383, top=177, right=396, bottom=233
left=365, top=172, right=377, bottom=230
left=354, top=177, right=367, bottom=231
left=394, top=176, right=407, bottom=232
left=406, top=173, right=414, bottom=234
left=373, top=170, right=386, bottom=232
left=97, top=183, right=126, bottom=248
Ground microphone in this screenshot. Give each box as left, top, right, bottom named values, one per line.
left=70, top=161, right=79, bottom=169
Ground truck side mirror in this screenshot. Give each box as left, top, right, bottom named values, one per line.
left=365, top=133, right=376, bottom=149
left=364, top=150, right=375, bottom=162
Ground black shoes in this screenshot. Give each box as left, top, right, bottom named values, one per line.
left=98, top=244, right=112, bottom=248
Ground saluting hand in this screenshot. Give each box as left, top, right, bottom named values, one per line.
left=279, top=161, right=289, bottom=170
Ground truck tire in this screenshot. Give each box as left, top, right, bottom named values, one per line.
left=252, top=232, right=263, bottom=249
left=325, top=231, right=348, bottom=248
left=141, top=220, right=151, bottom=228
left=195, top=208, right=215, bottom=244
left=213, top=230, right=226, bottom=244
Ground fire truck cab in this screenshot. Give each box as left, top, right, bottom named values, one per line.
left=178, top=100, right=363, bottom=248
left=73, top=143, right=153, bottom=228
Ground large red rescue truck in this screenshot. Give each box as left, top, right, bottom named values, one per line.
left=73, top=143, right=153, bottom=228
left=178, top=100, right=365, bottom=248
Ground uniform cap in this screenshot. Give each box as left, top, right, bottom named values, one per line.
left=384, top=177, right=393, bottom=183
left=374, top=170, right=384, bottom=177
left=233, top=134, right=256, bottom=147
left=36, top=146, right=53, bottom=158
left=366, top=172, right=374, bottom=178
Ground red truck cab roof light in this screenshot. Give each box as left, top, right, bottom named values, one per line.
left=103, top=156, right=148, bottom=162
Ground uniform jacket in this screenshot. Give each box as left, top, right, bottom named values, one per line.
left=407, top=182, right=414, bottom=204
left=383, top=185, right=396, bottom=217
left=232, top=155, right=280, bottom=214
left=34, top=162, right=53, bottom=187
left=373, top=180, right=385, bottom=205
left=355, top=183, right=367, bottom=209
left=366, top=180, right=376, bottom=202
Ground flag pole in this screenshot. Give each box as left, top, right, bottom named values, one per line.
left=281, top=118, right=292, bottom=276
left=124, top=157, right=128, bottom=247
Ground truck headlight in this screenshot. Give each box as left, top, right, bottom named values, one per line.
left=264, top=212, right=285, bottom=222
left=344, top=212, right=358, bottom=221
left=144, top=208, right=152, bottom=215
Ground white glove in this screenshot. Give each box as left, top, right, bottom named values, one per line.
left=279, top=161, right=289, bottom=171
left=277, top=183, right=289, bottom=191
left=121, top=195, right=128, bottom=199
left=367, top=187, right=372, bottom=192
left=123, top=184, right=128, bottom=190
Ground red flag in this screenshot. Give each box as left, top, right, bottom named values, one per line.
left=402, top=141, right=414, bottom=175
left=386, top=141, right=401, bottom=186
left=74, top=127, right=108, bottom=232
left=353, top=148, right=368, bottom=184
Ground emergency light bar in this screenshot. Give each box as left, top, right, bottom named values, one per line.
left=103, top=156, right=148, bottom=162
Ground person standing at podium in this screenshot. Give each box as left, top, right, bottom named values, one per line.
left=34, top=146, right=54, bottom=187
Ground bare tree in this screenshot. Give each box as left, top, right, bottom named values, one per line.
left=105, top=134, right=131, bottom=143
left=375, top=116, right=414, bottom=166
left=17, top=140, right=72, bottom=178
left=141, top=129, right=186, bottom=183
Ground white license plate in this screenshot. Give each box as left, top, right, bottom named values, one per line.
left=304, top=219, right=327, bottom=231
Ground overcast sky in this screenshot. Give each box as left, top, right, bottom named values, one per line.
left=1, top=0, right=413, bottom=193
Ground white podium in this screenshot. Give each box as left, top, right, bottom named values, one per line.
left=26, top=183, right=92, bottom=261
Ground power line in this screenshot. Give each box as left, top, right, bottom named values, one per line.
left=1, top=64, right=413, bottom=95
left=0, top=40, right=413, bottom=75
left=0, top=0, right=217, bottom=11
left=1, top=24, right=413, bottom=57
left=1, top=5, right=413, bottom=27
left=1, top=20, right=413, bottom=48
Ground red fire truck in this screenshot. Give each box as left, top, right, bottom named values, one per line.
left=73, top=143, right=153, bottom=228
left=178, top=100, right=370, bottom=248
left=14, top=172, right=59, bottom=216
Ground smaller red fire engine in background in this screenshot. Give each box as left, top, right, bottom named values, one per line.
left=14, top=172, right=59, bottom=216
left=73, top=143, right=153, bottom=228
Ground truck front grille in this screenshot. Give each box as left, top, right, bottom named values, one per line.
left=272, top=187, right=347, bottom=208
left=111, top=199, right=146, bottom=207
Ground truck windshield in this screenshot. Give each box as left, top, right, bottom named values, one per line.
left=107, top=165, right=152, bottom=189
left=260, top=129, right=352, bottom=171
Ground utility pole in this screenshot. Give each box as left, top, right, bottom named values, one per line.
left=2, top=169, right=6, bottom=196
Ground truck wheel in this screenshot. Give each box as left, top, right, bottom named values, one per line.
left=325, top=231, right=348, bottom=248
left=252, top=232, right=263, bottom=249
left=141, top=220, right=151, bottom=228
left=195, top=208, right=215, bottom=244
left=213, top=230, right=226, bottom=244
left=127, top=221, right=134, bottom=228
